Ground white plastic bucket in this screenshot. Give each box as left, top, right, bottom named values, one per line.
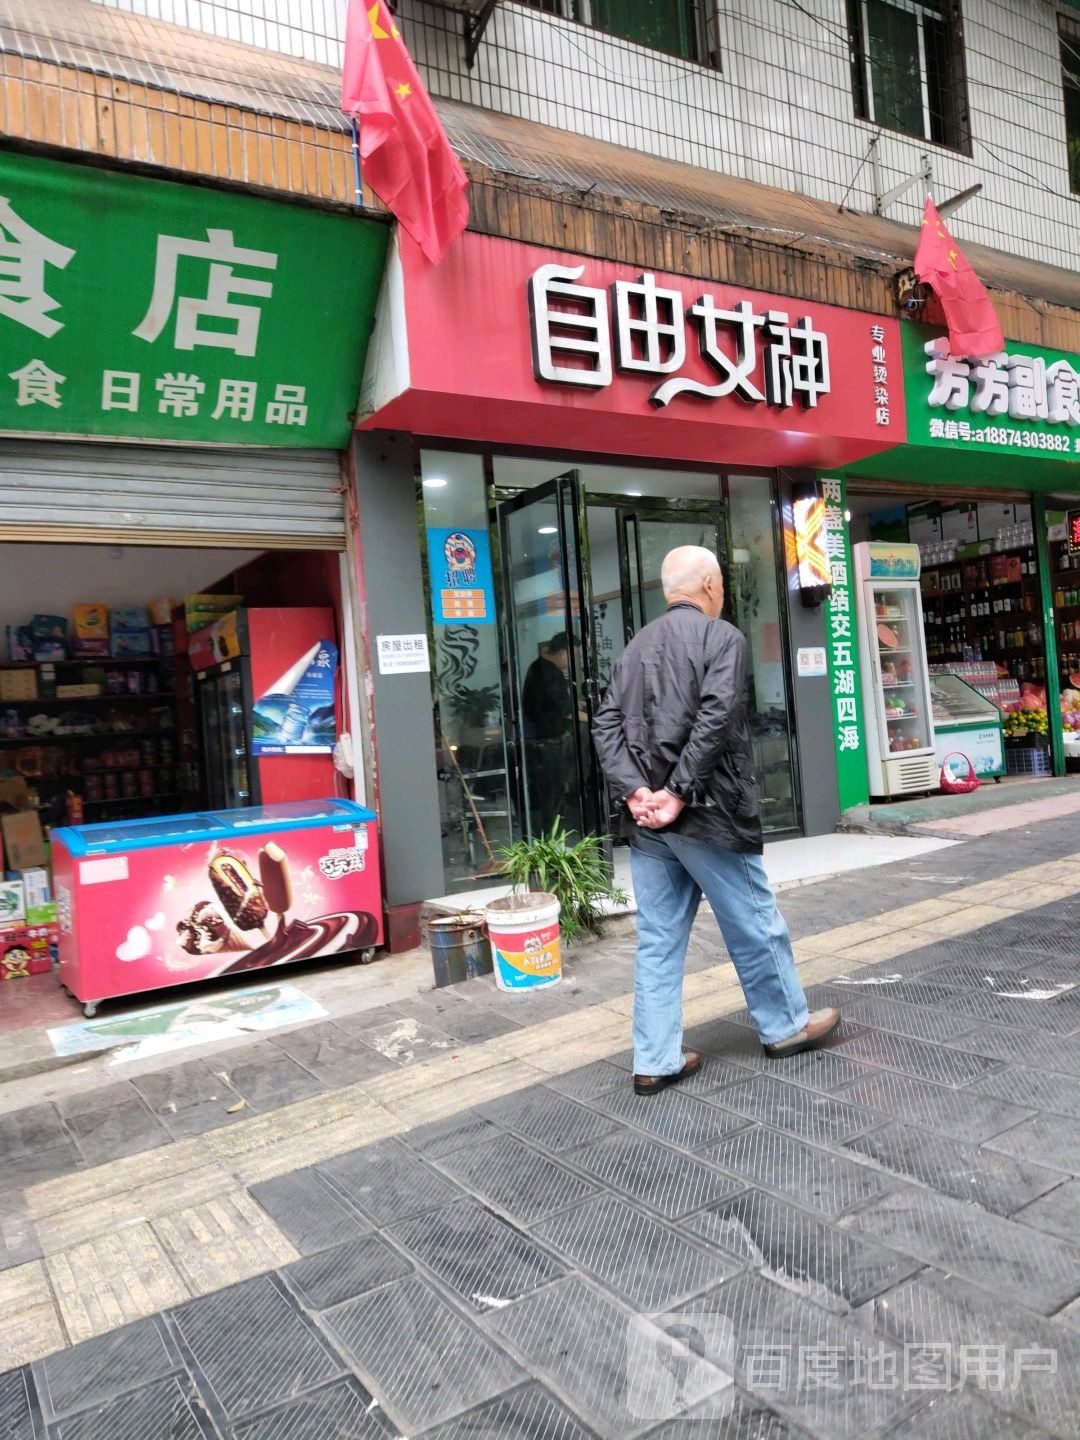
left=485, top=892, right=561, bottom=992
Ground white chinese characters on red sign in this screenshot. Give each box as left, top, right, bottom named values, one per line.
left=529, top=263, right=831, bottom=412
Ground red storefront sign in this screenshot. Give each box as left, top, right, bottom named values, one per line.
left=360, top=231, right=905, bottom=468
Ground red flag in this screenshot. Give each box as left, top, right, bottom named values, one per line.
left=913, top=197, right=1004, bottom=357
left=341, top=0, right=468, bottom=263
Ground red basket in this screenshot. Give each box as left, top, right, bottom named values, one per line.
left=939, top=751, right=981, bottom=795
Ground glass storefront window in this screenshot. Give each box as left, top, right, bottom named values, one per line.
left=423, top=450, right=801, bottom=892
left=421, top=451, right=514, bottom=890
left=728, top=475, right=799, bottom=831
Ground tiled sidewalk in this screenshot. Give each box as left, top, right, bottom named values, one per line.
left=5, top=825, right=1080, bottom=1435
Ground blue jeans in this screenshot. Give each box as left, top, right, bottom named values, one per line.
left=629, top=831, right=808, bottom=1075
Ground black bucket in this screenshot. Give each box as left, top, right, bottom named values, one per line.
left=428, top=913, right=492, bottom=987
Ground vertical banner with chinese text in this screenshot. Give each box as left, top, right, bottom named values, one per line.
left=820, top=472, right=869, bottom=811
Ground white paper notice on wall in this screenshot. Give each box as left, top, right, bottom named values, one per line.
left=376, top=634, right=431, bottom=675
left=797, top=646, right=828, bottom=679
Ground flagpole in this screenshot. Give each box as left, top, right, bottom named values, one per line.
left=350, top=116, right=363, bottom=207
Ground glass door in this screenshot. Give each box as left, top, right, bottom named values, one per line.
left=620, top=504, right=729, bottom=634
left=220, top=666, right=256, bottom=807
left=197, top=675, right=226, bottom=811
left=872, top=582, right=934, bottom=757
left=498, top=472, right=598, bottom=841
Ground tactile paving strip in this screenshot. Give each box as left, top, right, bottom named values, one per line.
left=686, top=1189, right=920, bottom=1312
left=388, top=1198, right=566, bottom=1312
left=434, top=1133, right=599, bottom=1223
left=869, top=1272, right=1080, bottom=1437
left=480, top=1090, right=621, bottom=1152
left=844, top=1121, right=1064, bottom=1217
left=584, top=1087, right=745, bottom=1150
left=704, top=1074, right=879, bottom=1145
left=318, top=1139, right=468, bottom=1225
left=49, top=1376, right=212, bottom=1440
left=283, top=1234, right=413, bottom=1311
left=323, top=1274, right=521, bottom=1434
left=832, top=1030, right=1001, bottom=1086
left=834, top=1069, right=1032, bottom=1144
left=170, top=1274, right=340, bottom=1421
left=419, top=1381, right=597, bottom=1439
left=34, top=1317, right=176, bottom=1421
left=702, top=1125, right=895, bottom=1219
left=852, top=1188, right=1080, bottom=1315
left=230, top=1377, right=396, bottom=1439
left=563, top=1129, right=742, bottom=1219
left=533, top=1194, right=738, bottom=1310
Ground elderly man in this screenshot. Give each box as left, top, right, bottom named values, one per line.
left=593, top=545, right=840, bottom=1096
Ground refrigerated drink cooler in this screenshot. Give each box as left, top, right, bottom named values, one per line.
left=188, top=607, right=340, bottom=810
left=52, top=799, right=382, bottom=1015
left=853, top=542, right=939, bottom=798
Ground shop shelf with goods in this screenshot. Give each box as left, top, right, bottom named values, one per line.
left=0, top=654, right=180, bottom=826
left=919, top=543, right=1045, bottom=683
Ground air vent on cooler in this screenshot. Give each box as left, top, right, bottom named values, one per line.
left=896, top=755, right=937, bottom=792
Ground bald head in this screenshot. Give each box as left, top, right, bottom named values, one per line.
left=661, top=546, right=724, bottom=618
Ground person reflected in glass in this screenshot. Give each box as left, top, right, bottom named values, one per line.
left=522, top=630, right=576, bottom=833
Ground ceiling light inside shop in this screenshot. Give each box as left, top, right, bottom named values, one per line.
left=422, top=477, right=448, bottom=488
left=538, top=526, right=558, bottom=535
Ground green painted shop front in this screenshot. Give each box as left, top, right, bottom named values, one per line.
left=822, top=323, right=1080, bottom=806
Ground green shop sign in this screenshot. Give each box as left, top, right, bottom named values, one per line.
left=903, top=322, right=1080, bottom=462
left=0, top=151, right=387, bottom=448
left=820, top=473, right=869, bottom=812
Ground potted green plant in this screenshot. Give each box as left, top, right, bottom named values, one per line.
left=496, top=819, right=627, bottom=946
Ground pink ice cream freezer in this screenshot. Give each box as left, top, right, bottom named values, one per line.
left=52, top=799, right=382, bottom=1016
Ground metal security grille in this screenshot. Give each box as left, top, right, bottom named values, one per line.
left=0, top=441, right=347, bottom=549
left=517, top=0, right=717, bottom=67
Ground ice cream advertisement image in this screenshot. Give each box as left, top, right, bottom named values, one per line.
left=252, top=640, right=338, bottom=755
left=53, top=811, right=381, bottom=1003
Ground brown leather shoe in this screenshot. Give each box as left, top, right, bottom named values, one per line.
left=633, top=1050, right=702, bottom=1097
left=762, top=1007, right=841, bottom=1059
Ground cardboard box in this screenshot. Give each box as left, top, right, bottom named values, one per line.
left=0, top=775, right=30, bottom=814
left=0, top=879, right=25, bottom=925
left=1, top=809, right=46, bottom=870
left=21, top=867, right=52, bottom=925
left=0, top=668, right=38, bottom=701
left=0, top=921, right=56, bottom=979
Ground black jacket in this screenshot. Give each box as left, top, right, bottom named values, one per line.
left=522, top=655, right=571, bottom=739
left=591, top=601, right=763, bottom=853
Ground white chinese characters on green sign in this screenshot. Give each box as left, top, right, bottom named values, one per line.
left=0, top=152, right=388, bottom=447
